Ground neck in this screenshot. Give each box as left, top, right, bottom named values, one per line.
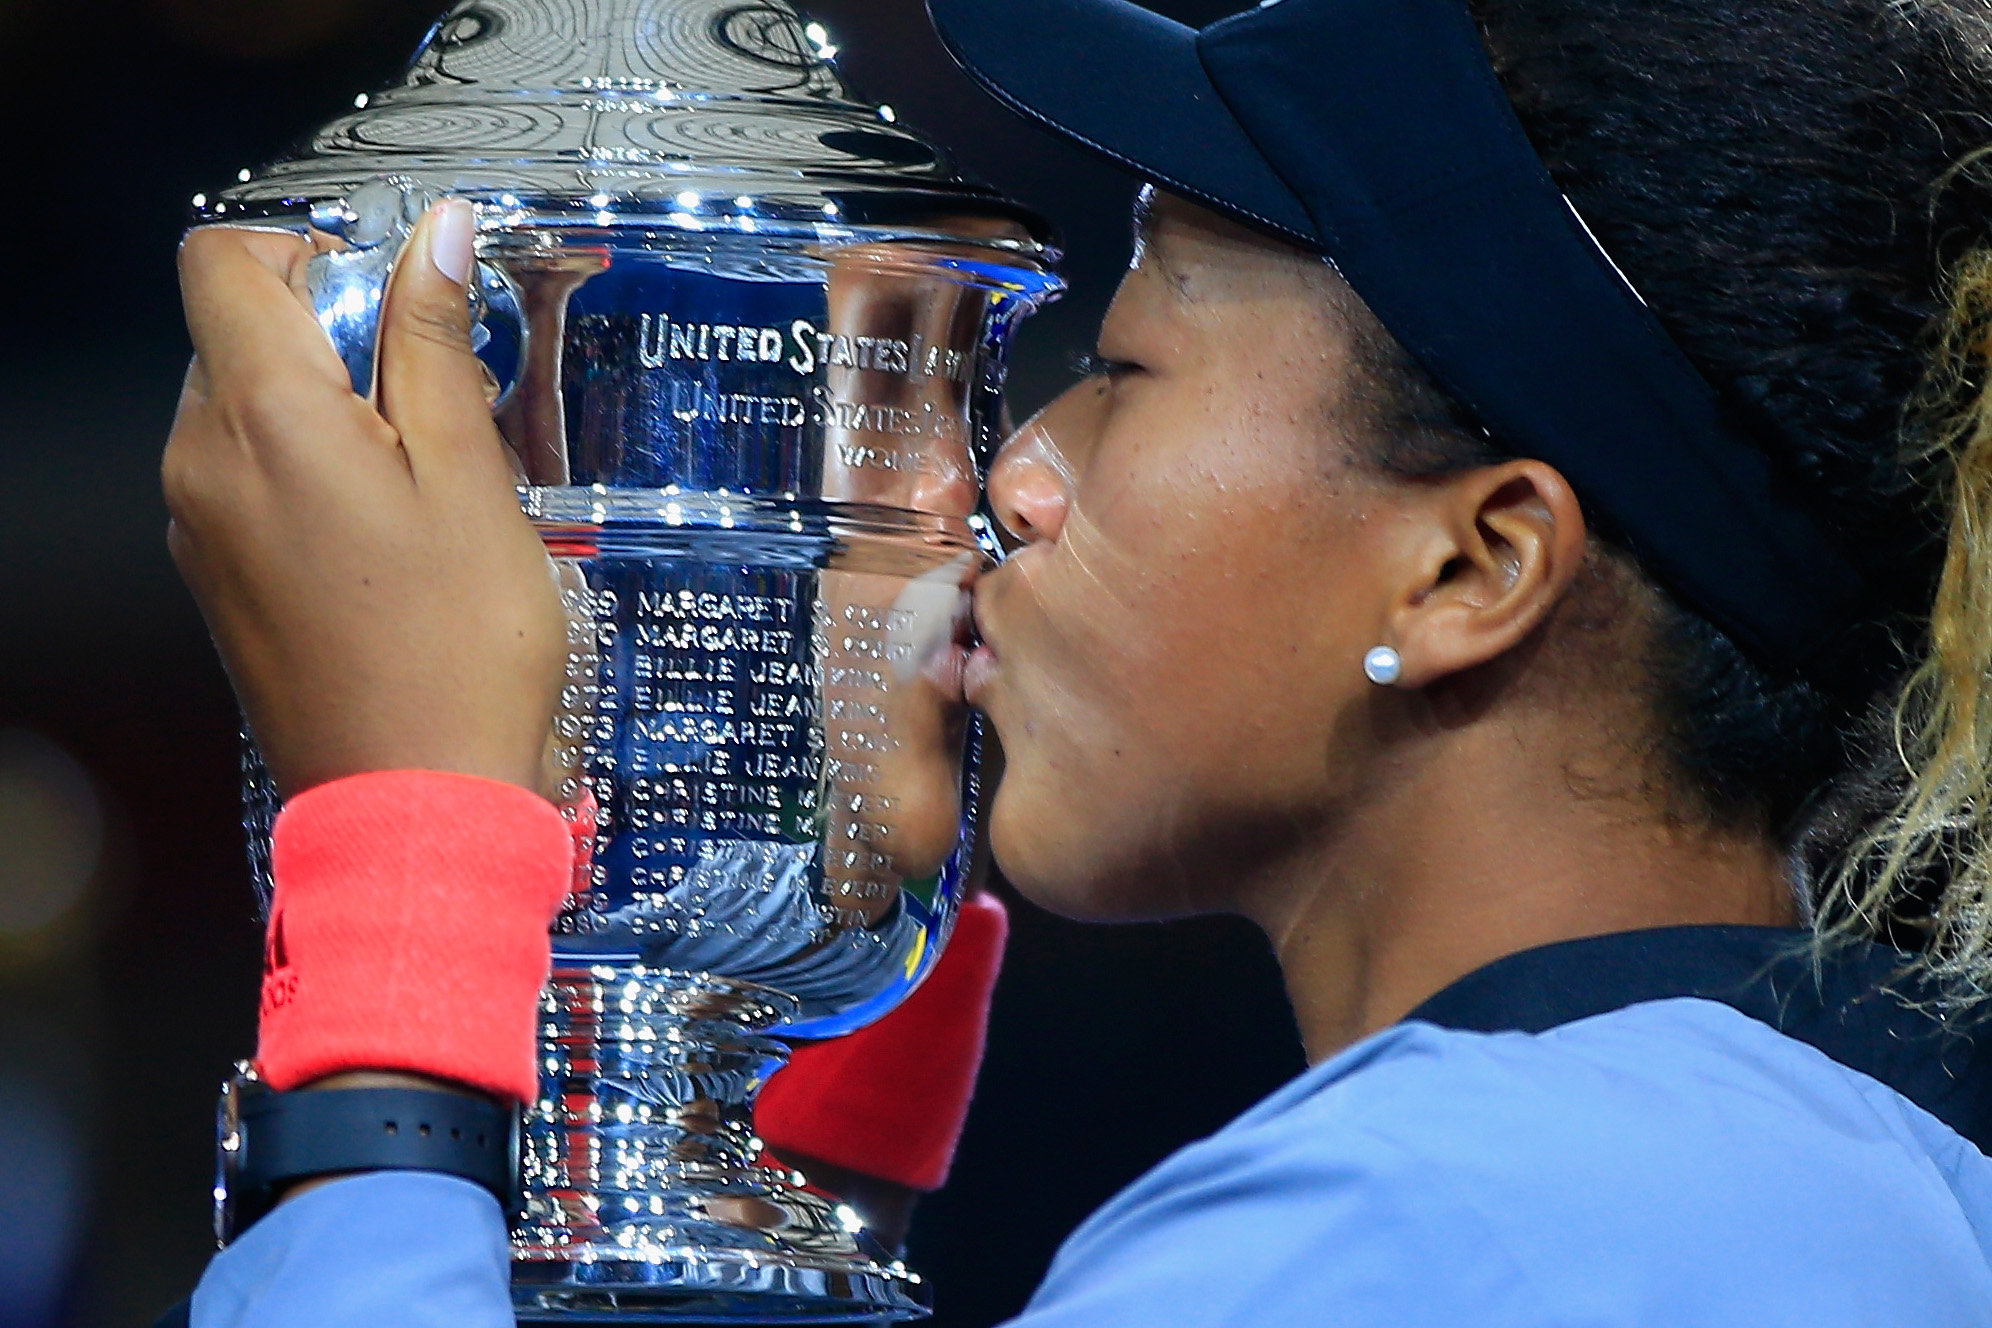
left=1251, top=708, right=1797, bottom=1064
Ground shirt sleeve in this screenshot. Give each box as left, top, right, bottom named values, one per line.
left=190, top=1172, right=512, bottom=1328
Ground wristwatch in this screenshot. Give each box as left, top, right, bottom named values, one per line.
left=213, top=1061, right=519, bottom=1246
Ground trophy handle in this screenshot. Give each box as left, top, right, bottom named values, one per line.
left=304, top=177, right=526, bottom=406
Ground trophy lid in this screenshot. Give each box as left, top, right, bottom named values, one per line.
left=205, top=0, right=1051, bottom=255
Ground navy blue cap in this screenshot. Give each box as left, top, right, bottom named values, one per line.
left=928, top=0, right=1874, bottom=679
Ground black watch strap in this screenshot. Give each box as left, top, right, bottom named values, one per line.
left=232, top=1087, right=515, bottom=1239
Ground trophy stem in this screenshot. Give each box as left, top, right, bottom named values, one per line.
left=513, top=964, right=929, bottom=1322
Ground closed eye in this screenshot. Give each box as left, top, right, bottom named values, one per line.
left=1072, top=351, right=1141, bottom=380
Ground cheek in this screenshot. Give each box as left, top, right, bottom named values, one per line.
left=988, top=400, right=1383, bottom=910
left=1069, top=397, right=1367, bottom=744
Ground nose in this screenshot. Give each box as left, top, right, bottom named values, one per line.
left=988, top=380, right=1102, bottom=545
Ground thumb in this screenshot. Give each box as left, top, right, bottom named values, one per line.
left=377, top=199, right=508, bottom=486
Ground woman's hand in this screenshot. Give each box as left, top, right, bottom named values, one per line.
left=165, top=201, right=566, bottom=798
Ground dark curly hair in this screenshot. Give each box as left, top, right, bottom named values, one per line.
left=1362, top=0, right=1992, bottom=873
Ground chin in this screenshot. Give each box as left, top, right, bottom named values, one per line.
left=987, top=780, right=1178, bottom=924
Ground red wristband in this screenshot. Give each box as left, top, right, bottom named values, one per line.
left=255, top=771, right=576, bottom=1104
left=755, top=893, right=1009, bottom=1192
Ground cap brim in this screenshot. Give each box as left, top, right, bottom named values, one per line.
left=927, top=0, right=1319, bottom=246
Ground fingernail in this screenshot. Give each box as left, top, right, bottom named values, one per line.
left=429, top=199, right=475, bottom=286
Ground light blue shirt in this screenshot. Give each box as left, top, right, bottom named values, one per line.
left=192, top=1171, right=513, bottom=1328
left=192, top=998, right=1992, bottom=1327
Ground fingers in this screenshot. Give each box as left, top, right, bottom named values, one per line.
left=170, top=229, right=399, bottom=556
left=179, top=227, right=355, bottom=408
left=175, top=226, right=392, bottom=494
left=377, top=200, right=515, bottom=491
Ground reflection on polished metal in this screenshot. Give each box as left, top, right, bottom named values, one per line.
left=211, top=0, right=1060, bottom=1320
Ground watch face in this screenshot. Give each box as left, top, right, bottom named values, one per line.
left=213, top=1061, right=262, bottom=1248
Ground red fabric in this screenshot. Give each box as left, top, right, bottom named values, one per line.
left=255, top=771, right=575, bottom=1103
left=755, top=893, right=1009, bottom=1192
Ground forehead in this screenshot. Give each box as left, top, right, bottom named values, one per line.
left=1130, top=187, right=1326, bottom=299
left=1115, top=189, right=1381, bottom=426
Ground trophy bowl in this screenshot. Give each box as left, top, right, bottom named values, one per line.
left=206, top=1, right=1061, bottom=1318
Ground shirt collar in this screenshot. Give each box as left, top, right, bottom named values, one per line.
left=1406, top=926, right=1992, bottom=1154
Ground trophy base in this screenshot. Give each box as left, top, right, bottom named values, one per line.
left=513, top=964, right=930, bottom=1323
left=511, top=1197, right=930, bottom=1323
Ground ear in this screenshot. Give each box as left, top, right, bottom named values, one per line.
left=1385, top=459, right=1587, bottom=687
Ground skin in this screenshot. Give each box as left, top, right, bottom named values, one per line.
left=168, top=188, right=1795, bottom=1223
left=168, top=207, right=569, bottom=1206
left=166, top=203, right=567, bottom=801
left=970, top=189, right=1795, bottom=1058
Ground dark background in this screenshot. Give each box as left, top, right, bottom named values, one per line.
left=0, top=1, right=1304, bottom=1323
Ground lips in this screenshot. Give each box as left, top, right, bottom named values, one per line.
left=918, top=585, right=977, bottom=703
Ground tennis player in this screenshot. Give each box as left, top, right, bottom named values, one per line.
left=163, top=0, right=1992, bottom=1321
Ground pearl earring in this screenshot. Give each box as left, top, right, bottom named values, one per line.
left=1363, top=645, right=1403, bottom=687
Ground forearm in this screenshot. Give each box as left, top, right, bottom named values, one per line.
left=191, top=777, right=1000, bottom=1324
left=756, top=891, right=1012, bottom=1248
left=179, top=775, right=570, bottom=1328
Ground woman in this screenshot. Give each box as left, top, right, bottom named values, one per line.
left=167, top=0, right=1992, bottom=1320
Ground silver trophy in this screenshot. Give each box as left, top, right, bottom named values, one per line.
left=203, top=1, right=1059, bottom=1318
